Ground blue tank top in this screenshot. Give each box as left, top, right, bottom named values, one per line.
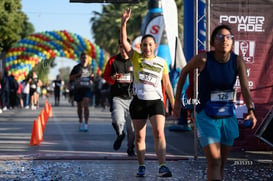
left=197, top=51, right=237, bottom=112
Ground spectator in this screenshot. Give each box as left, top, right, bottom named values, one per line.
left=1, top=70, right=10, bottom=111
left=30, top=72, right=38, bottom=110
left=17, top=81, right=24, bottom=108
left=53, top=75, right=62, bottom=106
left=22, top=77, right=31, bottom=109
left=9, top=75, right=19, bottom=109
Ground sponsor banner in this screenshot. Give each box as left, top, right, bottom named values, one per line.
left=144, top=15, right=164, bottom=47
left=162, top=0, right=178, bottom=68
left=210, top=0, right=273, bottom=150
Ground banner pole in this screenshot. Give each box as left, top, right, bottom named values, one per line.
left=206, top=0, right=210, bottom=51
left=193, top=0, right=199, bottom=160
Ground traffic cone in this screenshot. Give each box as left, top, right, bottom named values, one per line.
left=45, top=99, right=49, bottom=107
left=30, top=119, right=43, bottom=146
left=42, top=108, right=49, bottom=124
left=44, top=100, right=49, bottom=114
left=39, top=110, right=46, bottom=132
left=48, top=103, right=53, bottom=117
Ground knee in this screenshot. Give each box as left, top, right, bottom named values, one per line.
left=135, top=133, right=145, bottom=143
left=153, top=130, right=165, bottom=141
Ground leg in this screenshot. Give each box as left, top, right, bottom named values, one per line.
left=126, top=112, right=135, bottom=150
left=220, top=144, right=232, bottom=179
left=112, top=98, right=126, bottom=150
left=203, top=143, right=222, bottom=181
left=77, top=101, right=83, bottom=123
left=83, top=97, right=90, bottom=124
left=57, top=92, right=60, bottom=105
left=112, top=98, right=125, bottom=136
left=54, top=93, right=57, bottom=105
left=133, top=119, right=147, bottom=165
left=149, top=114, right=166, bottom=165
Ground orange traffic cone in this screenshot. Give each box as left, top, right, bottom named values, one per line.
left=45, top=99, right=49, bottom=106
left=44, top=100, right=49, bottom=114
left=48, top=103, right=53, bottom=117
left=39, top=110, right=46, bottom=132
left=30, top=119, right=43, bottom=146
left=42, top=108, right=49, bottom=124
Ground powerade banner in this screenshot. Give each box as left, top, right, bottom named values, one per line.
left=210, top=0, right=273, bottom=150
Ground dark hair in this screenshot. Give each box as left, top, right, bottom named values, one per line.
left=80, top=52, right=87, bottom=58
left=141, top=34, right=156, bottom=43
left=210, top=24, right=233, bottom=46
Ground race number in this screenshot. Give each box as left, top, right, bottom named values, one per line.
left=138, top=71, right=158, bottom=86
left=210, top=90, right=234, bottom=102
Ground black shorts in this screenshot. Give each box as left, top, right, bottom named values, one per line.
left=129, top=96, right=165, bottom=119
left=30, top=88, right=36, bottom=96
left=74, top=88, right=91, bottom=102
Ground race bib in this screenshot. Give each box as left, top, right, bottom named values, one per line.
left=75, top=77, right=91, bottom=89
left=117, top=73, right=132, bottom=83
left=210, top=90, right=234, bottom=102
left=138, top=71, right=158, bottom=86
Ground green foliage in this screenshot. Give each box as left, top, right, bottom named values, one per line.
left=58, top=67, right=72, bottom=84
left=0, top=0, right=34, bottom=52
left=32, top=58, right=56, bottom=84
left=90, top=1, right=184, bottom=55
left=90, top=2, right=147, bottom=55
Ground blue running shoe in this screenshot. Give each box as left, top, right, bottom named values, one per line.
left=158, top=165, right=172, bottom=177
left=79, top=123, right=84, bottom=132
left=83, top=124, right=88, bottom=132
left=136, top=165, right=145, bottom=177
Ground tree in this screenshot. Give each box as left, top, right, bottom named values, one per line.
left=59, top=66, right=72, bottom=84
left=32, top=58, right=56, bottom=84
left=0, top=0, right=34, bottom=53
left=90, top=0, right=184, bottom=56
left=90, top=2, right=147, bottom=55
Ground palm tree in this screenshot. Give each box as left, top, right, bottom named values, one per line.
left=90, top=1, right=183, bottom=55
left=91, top=2, right=146, bottom=55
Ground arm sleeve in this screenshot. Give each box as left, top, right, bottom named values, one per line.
left=163, top=61, right=169, bottom=75
left=102, top=56, right=115, bottom=85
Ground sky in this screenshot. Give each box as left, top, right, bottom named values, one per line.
left=21, top=0, right=103, bottom=79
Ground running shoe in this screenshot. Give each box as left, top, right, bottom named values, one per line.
left=113, top=131, right=125, bottom=150
left=84, top=124, right=88, bottom=132
left=158, top=165, right=172, bottom=177
left=127, top=148, right=136, bottom=157
left=79, top=123, right=85, bottom=132
left=136, top=165, right=145, bottom=177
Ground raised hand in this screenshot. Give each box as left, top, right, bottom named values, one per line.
left=122, top=8, right=131, bottom=24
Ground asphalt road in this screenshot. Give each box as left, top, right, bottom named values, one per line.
left=0, top=96, right=272, bottom=180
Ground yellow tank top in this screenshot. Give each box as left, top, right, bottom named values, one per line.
left=131, top=51, right=168, bottom=100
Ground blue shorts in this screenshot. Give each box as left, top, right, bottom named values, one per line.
left=196, top=110, right=239, bottom=147
left=74, top=88, right=91, bottom=102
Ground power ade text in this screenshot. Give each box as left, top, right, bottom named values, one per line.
left=220, top=15, right=264, bottom=32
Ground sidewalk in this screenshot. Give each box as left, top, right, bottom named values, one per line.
left=0, top=96, right=272, bottom=180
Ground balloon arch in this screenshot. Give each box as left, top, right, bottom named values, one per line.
left=4, top=30, right=105, bottom=81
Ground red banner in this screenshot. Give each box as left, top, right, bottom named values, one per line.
left=210, top=0, right=273, bottom=150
